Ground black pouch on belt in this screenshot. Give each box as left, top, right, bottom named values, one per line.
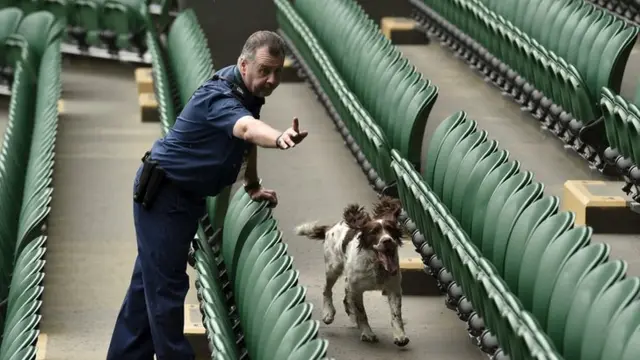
left=134, top=151, right=167, bottom=210
left=141, top=165, right=166, bottom=210
left=134, top=151, right=156, bottom=205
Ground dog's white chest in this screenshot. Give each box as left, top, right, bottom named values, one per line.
left=345, top=252, right=389, bottom=291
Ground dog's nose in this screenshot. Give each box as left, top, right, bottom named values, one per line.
left=381, top=237, right=395, bottom=246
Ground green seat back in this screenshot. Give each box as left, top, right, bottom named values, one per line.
left=545, top=243, right=610, bottom=350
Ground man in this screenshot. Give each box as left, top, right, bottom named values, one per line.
left=106, top=31, right=307, bottom=360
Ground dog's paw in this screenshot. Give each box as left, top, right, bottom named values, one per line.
left=322, top=312, right=335, bottom=325
left=360, top=332, right=379, bottom=343
left=347, top=313, right=358, bottom=326
left=393, top=335, right=410, bottom=347
left=322, top=302, right=336, bottom=324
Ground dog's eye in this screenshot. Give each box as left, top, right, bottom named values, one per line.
left=385, top=226, right=402, bottom=239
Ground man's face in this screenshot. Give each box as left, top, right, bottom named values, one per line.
left=240, top=46, right=284, bottom=97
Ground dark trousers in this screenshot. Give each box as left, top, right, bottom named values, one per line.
left=107, top=165, right=205, bottom=360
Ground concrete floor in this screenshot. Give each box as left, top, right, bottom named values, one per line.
left=24, top=38, right=640, bottom=360
left=37, top=58, right=183, bottom=359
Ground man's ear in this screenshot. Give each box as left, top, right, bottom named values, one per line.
left=239, top=57, right=248, bottom=74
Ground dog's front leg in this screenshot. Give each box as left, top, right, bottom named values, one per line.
left=322, top=265, right=341, bottom=324
left=347, top=287, right=378, bottom=343
left=386, top=282, right=409, bottom=347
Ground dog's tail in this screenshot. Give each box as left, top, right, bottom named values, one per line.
left=294, top=221, right=329, bottom=240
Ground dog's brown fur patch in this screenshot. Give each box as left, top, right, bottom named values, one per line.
left=372, top=196, right=402, bottom=221
left=343, top=204, right=371, bottom=229
left=341, top=228, right=359, bottom=253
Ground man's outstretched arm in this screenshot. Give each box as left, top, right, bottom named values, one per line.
left=232, top=116, right=308, bottom=149
left=233, top=116, right=283, bottom=148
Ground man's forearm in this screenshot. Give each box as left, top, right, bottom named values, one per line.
left=243, top=145, right=259, bottom=185
left=243, top=120, right=282, bottom=148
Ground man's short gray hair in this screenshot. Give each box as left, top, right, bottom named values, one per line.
left=239, top=31, right=286, bottom=62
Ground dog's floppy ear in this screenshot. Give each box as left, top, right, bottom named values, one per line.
left=343, top=203, right=371, bottom=230
left=372, top=196, right=402, bottom=221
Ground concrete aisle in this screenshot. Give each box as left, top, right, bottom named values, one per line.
left=37, top=58, right=202, bottom=359
left=399, top=43, right=640, bottom=277
left=258, top=83, right=483, bottom=359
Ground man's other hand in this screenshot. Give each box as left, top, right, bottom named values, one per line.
left=247, top=187, right=278, bottom=207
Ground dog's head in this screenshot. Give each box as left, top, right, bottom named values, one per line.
left=343, top=196, right=403, bottom=275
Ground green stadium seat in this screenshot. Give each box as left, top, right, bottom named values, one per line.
left=0, top=8, right=61, bottom=355
left=67, top=0, right=102, bottom=48
left=42, top=0, right=69, bottom=23
left=100, top=0, right=148, bottom=54
left=598, top=298, right=640, bottom=359
left=165, top=9, right=214, bottom=107
left=544, top=242, right=610, bottom=350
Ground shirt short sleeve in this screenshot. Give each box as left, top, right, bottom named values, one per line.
left=207, top=93, right=253, bottom=138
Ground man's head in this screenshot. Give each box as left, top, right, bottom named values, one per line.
left=238, top=31, right=286, bottom=98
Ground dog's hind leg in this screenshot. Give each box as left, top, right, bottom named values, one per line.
left=385, top=281, right=410, bottom=347
left=322, top=264, right=341, bottom=325
left=347, top=287, right=378, bottom=343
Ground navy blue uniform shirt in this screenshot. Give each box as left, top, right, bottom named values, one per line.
left=149, top=65, right=265, bottom=197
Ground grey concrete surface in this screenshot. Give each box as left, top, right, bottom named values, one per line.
left=399, top=42, right=640, bottom=277
left=38, top=58, right=200, bottom=359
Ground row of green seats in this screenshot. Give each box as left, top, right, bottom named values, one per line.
left=0, top=20, right=62, bottom=360
left=145, top=8, right=210, bottom=133
left=394, top=110, right=640, bottom=359
left=192, top=189, right=330, bottom=359
left=274, top=0, right=395, bottom=193
left=570, top=0, right=640, bottom=24
left=66, top=0, right=149, bottom=54
left=0, top=0, right=176, bottom=25
left=0, top=8, right=63, bottom=88
left=484, top=0, right=636, bottom=120
left=411, top=0, right=638, bottom=174
left=291, top=0, right=438, bottom=169
left=0, top=0, right=159, bottom=55
left=600, top=86, right=640, bottom=195
left=0, top=0, right=66, bottom=20
left=144, top=15, right=174, bottom=133
left=146, top=9, right=332, bottom=357
left=163, top=8, right=213, bottom=108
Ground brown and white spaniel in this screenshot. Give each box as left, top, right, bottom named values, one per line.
left=294, top=196, right=409, bottom=347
